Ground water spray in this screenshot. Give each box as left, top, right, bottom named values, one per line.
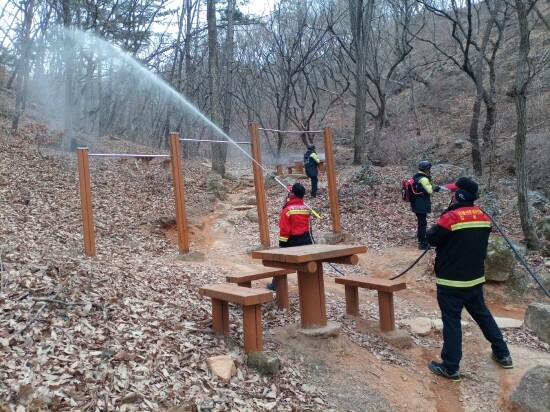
left=61, top=28, right=296, bottom=198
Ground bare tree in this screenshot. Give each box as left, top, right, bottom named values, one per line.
left=416, top=0, right=509, bottom=176
left=507, top=0, right=548, bottom=250
left=347, top=0, right=374, bottom=164
left=208, top=0, right=226, bottom=175
left=11, top=0, right=35, bottom=131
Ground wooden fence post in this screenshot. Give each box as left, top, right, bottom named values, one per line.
left=77, top=148, right=96, bottom=256
left=249, top=123, right=270, bottom=248
left=323, top=127, right=342, bottom=233
left=169, top=133, right=189, bottom=253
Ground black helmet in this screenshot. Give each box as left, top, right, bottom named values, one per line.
left=307, top=144, right=315, bottom=150
left=418, top=161, right=432, bottom=171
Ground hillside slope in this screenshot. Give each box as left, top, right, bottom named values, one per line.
left=1, top=111, right=549, bottom=411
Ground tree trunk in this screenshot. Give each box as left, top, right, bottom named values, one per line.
left=511, top=0, right=541, bottom=250
left=349, top=0, right=371, bottom=165
left=11, top=0, right=35, bottom=131
left=469, top=88, right=483, bottom=176
left=221, top=0, right=235, bottom=155
left=207, top=0, right=225, bottom=176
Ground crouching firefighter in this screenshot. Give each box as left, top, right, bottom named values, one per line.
left=266, top=183, right=316, bottom=290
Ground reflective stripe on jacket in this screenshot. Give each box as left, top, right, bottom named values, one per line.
left=410, top=171, right=434, bottom=213
left=279, top=197, right=312, bottom=245
left=304, top=150, right=320, bottom=177
left=426, top=203, right=492, bottom=288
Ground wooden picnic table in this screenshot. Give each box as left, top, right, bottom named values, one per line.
left=251, top=244, right=367, bottom=329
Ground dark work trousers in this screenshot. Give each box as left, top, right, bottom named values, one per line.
left=437, top=285, right=510, bottom=373
left=415, top=212, right=428, bottom=246
left=310, top=176, right=318, bottom=197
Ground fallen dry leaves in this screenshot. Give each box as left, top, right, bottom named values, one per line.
left=1, top=118, right=548, bottom=411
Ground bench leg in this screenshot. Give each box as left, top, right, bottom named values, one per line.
left=344, top=285, right=359, bottom=316
left=237, top=281, right=252, bottom=287
left=211, top=298, right=230, bottom=335
left=242, top=304, right=263, bottom=352
left=378, top=291, right=396, bottom=332
left=273, top=275, right=289, bottom=310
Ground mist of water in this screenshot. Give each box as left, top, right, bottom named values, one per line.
left=29, top=27, right=290, bottom=189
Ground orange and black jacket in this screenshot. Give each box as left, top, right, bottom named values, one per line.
left=426, top=202, right=492, bottom=288
left=279, top=197, right=313, bottom=247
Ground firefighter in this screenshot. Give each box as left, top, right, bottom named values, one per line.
left=427, top=177, right=513, bottom=382
left=266, top=183, right=313, bottom=290
left=410, top=161, right=440, bottom=249
left=303, top=144, right=320, bottom=198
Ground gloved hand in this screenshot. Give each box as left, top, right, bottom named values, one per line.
left=434, top=185, right=441, bottom=192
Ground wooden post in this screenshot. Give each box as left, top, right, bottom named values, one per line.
left=287, top=166, right=293, bottom=174
left=77, top=148, right=96, bottom=256
left=211, top=298, right=230, bottom=335
left=169, top=133, right=189, bottom=253
left=276, top=164, right=283, bottom=176
left=295, top=161, right=304, bottom=173
left=242, top=305, right=263, bottom=352
left=344, top=285, right=359, bottom=316
left=249, top=123, right=270, bottom=248
left=378, top=291, right=396, bottom=332
left=323, top=127, right=342, bottom=233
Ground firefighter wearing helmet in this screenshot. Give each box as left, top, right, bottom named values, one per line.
left=410, top=161, right=440, bottom=249
left=303, top=144, right=320, bottom=197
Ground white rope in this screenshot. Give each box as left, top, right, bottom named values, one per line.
left=258, top=128, right=324, bottom=134
left=87, top=153, right=171, bottom=158
left=179, top=138, right=251, bottom=144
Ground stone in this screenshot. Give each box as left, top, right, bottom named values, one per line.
left=493, top=317, right=523, bottom=329
left=206, top=355, right=237, bottom=381
left=247, top=352, right=280, bottom=377
left=454, top=139, right=472, bottom=150
left=176, top=251, right=205, bottom=262
left=485, top=235, right=518, bottom=282
left=356, top=319, right=412, bottom=348
left=524, top=303, right=550, bottom=344
left=509, top=365, right=550, bottom=412
left=432, top=319, right=470, bottom=332
left=399, top=317, right=432, bottom=336
left=245, top=209, right=258, bottom=223
left=319, top=232, right=355, bottom=245
left=536, top=216, right=550, bottom=242
left=381, top=328, right=412, bottom=349
left=528, top=191, right=548, bottom=213
left=298, top=322, right=341, bottom=338
left=245, top=196, right=257, bottom=206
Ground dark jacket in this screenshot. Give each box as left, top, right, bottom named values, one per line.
left=426, top=202, right=492, bottom=288
left=303, top=149, right=320, bottom=178
left=410, top=171, right=434, bottom=213
left=279, top=197, right=313, bottom=247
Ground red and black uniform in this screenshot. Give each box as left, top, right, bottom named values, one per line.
left=279, top=197, right=313, bottom=247
left=427, top=202, right=491, bottom=288
left=426, top=201, right=510, bottom=374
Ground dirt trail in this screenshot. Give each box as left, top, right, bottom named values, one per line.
left=182, top=190, right=549, bottom=412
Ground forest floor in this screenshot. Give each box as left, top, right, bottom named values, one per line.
left=182, top=188, right=550, bottom=412
left=1, top=116, right=550, bottom=411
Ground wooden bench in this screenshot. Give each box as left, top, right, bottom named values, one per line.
left=198, top=284, right=274, bottom=352
left=226, top=268, right=294, bottom=310
left=335, top=276, right=406, bottom=332
left=275, top=162, right=305, bottom=176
